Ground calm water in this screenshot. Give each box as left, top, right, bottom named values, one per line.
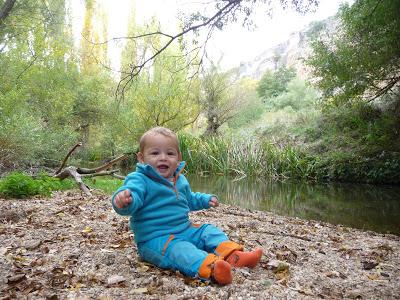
left=188, top=175, right=400, bottom=235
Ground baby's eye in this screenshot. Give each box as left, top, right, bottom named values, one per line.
left=168, top=151, right=177, bottom=156
left=150, top=151, right=159, bottom=155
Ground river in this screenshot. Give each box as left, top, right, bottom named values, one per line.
left=188, top=175, right=400, bottom=235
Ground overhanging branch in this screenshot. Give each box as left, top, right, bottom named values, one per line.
left=112, top=0, right=237, bottom=97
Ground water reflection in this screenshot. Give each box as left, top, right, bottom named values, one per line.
left=188, top=175, right=400, bottom=235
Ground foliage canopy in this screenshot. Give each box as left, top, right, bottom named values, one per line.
left=257, top=66, right=296, bottom=100
left=307, top=0, right=400, bottom=104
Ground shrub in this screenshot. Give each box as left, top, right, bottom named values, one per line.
left=0, top=172, right=75, bottom=198
left=0, top=172, right=46, bottom=198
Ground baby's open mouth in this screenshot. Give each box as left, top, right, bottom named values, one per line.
left=157, top=164, right=169, bottom=171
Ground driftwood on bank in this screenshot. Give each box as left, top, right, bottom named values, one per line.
left=53, top=142, right=128, bottom=196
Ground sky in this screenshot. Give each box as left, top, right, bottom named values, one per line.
left=71, top=0, right=351, bottom=71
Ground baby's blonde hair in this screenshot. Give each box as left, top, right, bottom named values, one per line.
left=139, top=127, right=180, bottom=153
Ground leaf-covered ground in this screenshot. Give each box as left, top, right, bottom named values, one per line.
left=1, top=191, right=399, bottom=299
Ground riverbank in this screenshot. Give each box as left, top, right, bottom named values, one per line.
left=1, top=191, right=399, bottom=299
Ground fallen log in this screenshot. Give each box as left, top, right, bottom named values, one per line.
left=53, top=142, right=128, bottom=196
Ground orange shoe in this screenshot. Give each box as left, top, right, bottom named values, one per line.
left=226, top=248, right=263, bottom=268
left=213, top=260, right=232, bottom=285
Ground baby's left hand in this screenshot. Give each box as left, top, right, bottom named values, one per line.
left=209, top=196, right=219, bottom=207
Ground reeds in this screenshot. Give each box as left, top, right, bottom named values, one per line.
left=179, top=134, right=310, bottom=179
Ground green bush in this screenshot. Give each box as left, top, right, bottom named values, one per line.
left=0, top=172, right=46, bottom=198
left=264, top=78, right=318, bottom=112
left=0, top=172, right=75, bottom=198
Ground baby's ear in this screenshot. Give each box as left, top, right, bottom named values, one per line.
left=137, top=152, right=144, bottom=163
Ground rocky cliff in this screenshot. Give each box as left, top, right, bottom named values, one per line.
left=239, top=16, right=337, bottom=80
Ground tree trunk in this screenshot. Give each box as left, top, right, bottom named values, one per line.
left=0, top=0, right=16, bottom=24
left=205, top=115, right=220, bottom=136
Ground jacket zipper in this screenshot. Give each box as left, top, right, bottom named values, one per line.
left=141, top=162, right=186, bottom=200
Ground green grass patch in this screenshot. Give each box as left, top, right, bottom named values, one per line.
left=83, top=177, right=123, bottom=195
left=0, top=172, right=124, bottom=198
left=0, top=172, right=76, bottom=198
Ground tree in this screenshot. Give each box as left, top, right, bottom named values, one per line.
left=257, top=66, right=296, bottom=100
left=0, top=0, right=83, bottom=170
left=0, top=0, right=74, bottom=79
left=120, top=1, right=137, bottom=75
left=112, top=18, right=201, bottom=148
left=266, top=77, right=318, bottom=111
left=0, top=0, right=16, bottom=25
left=80, top=0, right=109, bottom=72
left=128, top=50, right=201, bottom=133
left=201, top=63, right=244, bottom=136
left=0, top=0, right=117, bottom=169
left=307, top=0, right=400, bottom=104
left=106, top=0, right=319, bottom=96
left=75, top=0, right=113, bottom=154
left=228, top=77, right=264, bottom=129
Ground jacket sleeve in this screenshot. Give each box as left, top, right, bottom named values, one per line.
left=111, top=173, right=146, bottom=216
left=183, top=176, right=212, bottom=211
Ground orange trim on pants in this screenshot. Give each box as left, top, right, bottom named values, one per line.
left=162, top=234, right=175, bottom=255
left=215, top=241, right=243, bottom=258
left=198, top=254, right=219, bottom=279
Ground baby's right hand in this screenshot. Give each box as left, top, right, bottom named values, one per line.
left=114, top=190, right=132, bottom=209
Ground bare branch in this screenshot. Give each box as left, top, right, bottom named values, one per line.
left=81, top=169, right=120, bottom=177
left=369, top=76, right=400, bottom=102
left=14, top=53, right=39, bottom=82
left=112, top=174, right=126, bottom=180
left=54, top=142, right=83, bottom=175
left=93, top=31, right=175, bottom=46
left=54, top=166, right=92, bottom=196
left=113, top=0, right=238, bottom=97
left=181, top=110, right=201, bottom=128
left=77, top=154, right=131, bottom=174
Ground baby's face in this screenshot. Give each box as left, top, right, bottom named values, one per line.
left=138, top=134, right=181, bottom=179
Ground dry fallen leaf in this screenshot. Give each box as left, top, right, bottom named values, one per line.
left=0, top=247, right=10, bottom=256
left=7, top=273, right=26, bottom=283
left=137, top=264, right=150, bottom=273
left=275, top=268, right=290, bottom=281
left=82, top=226, right=93, bottom=233
left=362, top=260, right=378, bottom=270
left=366, top=272, right=380, bottom=280
left=23, top=240, right=42, bottom=250
left=107, top=274, right=126, bottom=285
left=131, top=287, right=148, bottom=294
left=267, top=260, right=289, bottom=273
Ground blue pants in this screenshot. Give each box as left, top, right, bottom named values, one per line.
left=137, top=224, right=228, bottom=278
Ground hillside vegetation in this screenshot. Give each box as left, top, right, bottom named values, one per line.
left=0, top=0, right=399, bottom=186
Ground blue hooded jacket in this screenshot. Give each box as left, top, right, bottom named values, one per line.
left=112, top=161, right=212, bottom=243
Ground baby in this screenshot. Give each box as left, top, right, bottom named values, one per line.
left=112, top=127, right=262, bottom=285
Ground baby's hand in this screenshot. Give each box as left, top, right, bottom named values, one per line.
left=114, top=190, right=132, bottom=209
left=209, top=196, right=219, bottom=207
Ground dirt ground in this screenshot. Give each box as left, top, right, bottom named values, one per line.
left=1, top=190, right=399, bottom=299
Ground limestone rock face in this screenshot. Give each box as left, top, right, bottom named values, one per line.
left=238, top=16, right=338, bottom=80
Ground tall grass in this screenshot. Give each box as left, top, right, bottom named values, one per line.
left=179, top=134, right=309, bottom=179
left=179, top=135, right=229, bottom=175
